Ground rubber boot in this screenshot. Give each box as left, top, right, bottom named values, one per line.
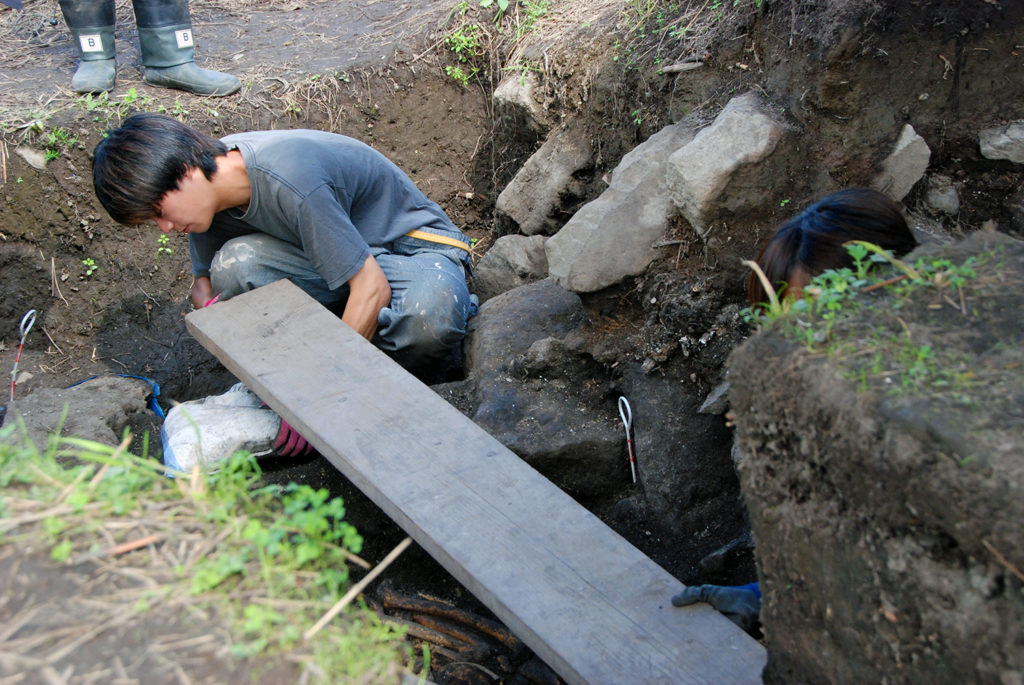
left=59, top=0, right=116, bottom=94
left=132, top=0, right=240, bottom=97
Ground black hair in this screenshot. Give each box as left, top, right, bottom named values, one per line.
left=92, top=113, right=227, bottom=225
left=748, top=188, right=918, bottom=304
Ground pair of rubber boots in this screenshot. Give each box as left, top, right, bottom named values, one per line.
left=60, top=0, right=240, bottom=97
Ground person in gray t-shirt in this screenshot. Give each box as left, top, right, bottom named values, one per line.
left=92, top=113, right=477, bottom=378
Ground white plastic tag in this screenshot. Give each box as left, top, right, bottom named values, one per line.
left=175, top=29, right=194, bottom=49
left=79, top=33, right=105, bottom=53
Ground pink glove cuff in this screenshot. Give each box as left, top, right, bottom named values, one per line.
left=274, top=417, right=313, bottom=457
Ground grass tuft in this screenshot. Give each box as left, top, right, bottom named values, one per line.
left=0, top=426, right=416, bottom=682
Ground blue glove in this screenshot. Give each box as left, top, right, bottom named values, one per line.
left=671, top=583, right=761, bottom=635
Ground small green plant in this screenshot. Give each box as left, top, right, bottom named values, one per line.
left=478, top=0, right=509, bottom=20
left=513, top=0, right=549, bottom=38
left=445, top=64, right=478, bottom=87
left=82, top=257, right=98, bottom=277
left=155, top=233, right=174, bottom=265
left=78, top=88, right=153, bottom=127
left=44, top=127, right=79, bottom=161
left=503, top=60, right=542, bottom=86
left=632, top=109, right=644, bottom=126
left=446, top=23, right=482, bottom=63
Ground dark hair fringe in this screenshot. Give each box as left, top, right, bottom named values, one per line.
left=748, top=188, right=918, bottom=305
left=93, top=113, right=227, bottom=225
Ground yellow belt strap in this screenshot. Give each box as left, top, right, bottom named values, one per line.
left=404, top=229, right=472, bottom=253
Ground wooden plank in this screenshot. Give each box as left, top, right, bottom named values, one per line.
left=186, top=279, right=766, bottom=685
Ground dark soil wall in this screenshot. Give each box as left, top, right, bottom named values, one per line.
left=728, top=232, right=1024, bottom=683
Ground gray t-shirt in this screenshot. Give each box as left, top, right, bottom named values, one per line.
left=189, top=129, right=460, bottom=288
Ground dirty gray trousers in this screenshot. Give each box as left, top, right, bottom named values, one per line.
left=209, top=233, right=477, bottom=372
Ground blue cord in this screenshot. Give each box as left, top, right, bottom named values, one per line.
left=66, top=374, right=165, bottom=419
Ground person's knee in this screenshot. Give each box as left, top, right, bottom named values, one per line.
left=209, top=236, right=270, bottom=298
left=377, top=286, right=472, bottom=361
left=401, top=294, right=468, bottom=351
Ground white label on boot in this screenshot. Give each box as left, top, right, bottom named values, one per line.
left=79, top=33, right=105, bottom=53
left=175, top=29, right=194, bottom=49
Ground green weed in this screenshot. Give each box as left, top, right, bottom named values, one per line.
left=156, top=233, right=173, bottom=264
left=81, top=257, right=98, bottom=277
left=78, top=88, right=153, bottom=128
left=445, top=64, right=478, bottom=87
left=478, top=0, right=509, bottom=20
left=44, top=127, right=79, bottom=161
left=503, top=60, right=542, bottom=86
left=513, top=0, right=549, bottom=39
left=446, top=23, right=483, bottom=63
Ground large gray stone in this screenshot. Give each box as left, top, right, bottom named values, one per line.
left=472, top=234, right=548, bottom=303
left=459, top=279, right=623, bottom=500
left=666, top=92, right=787, bottom=237
left=873, top=123, right=931, bottom=201
left=545, top=121, right=697, bottom=293
left=495, top=126, right=593, bottom=236
left=979, top=120, right=1024, bottom=163
left=4, top=375, right=155, bottom=453
left=493, top=71, right=550, bottom=135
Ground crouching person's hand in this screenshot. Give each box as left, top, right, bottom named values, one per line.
left=275, top=418, right=313, bottom=457
left=672, top=583, right=761, bottom=636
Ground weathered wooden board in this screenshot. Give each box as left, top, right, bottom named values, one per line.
left=186, top=279, right=766, bottom=685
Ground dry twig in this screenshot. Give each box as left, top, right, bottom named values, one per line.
left=304, top=536, right=412, bottom=640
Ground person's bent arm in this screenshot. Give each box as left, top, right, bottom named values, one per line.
left=341, top=255, right=391, bottom=340
left=191, top=276, right=214, bottom=309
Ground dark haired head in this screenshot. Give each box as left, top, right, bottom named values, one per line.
left=748, top=188, right=918, bottom=304
left=92, top=113, right=227, bottom=225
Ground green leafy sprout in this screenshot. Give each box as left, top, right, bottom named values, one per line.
left=44, top=127, right=79, bottom=161
left=81, top=257, right=98, bottom=277
left=156, top=233, right=174, bottom=264
left=78, top=88, right=153, bottom=128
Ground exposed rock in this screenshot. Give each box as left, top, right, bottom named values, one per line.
left=978, top=120, right=1024, bottom=163
left=459, top=279, right=622, bottom=501
left=545, top=120, right=697, bottom=293
left=4, top=376, right=156, bottom=454
left=472, top=234, right=548, bottom=303
left=493, top=71, right=550, bottom=136
left=494, top=126, right=593, bottom=236
left=666, top=92, right=788, bottom=237
left=873, top=123, right=931, bottom=201
left=924, top=174, right=960, bottom=215
left=729, top=232, right=1024, bottom=684
left=15, top=146, right=46, bottom=171
left=698, top=381, right=731, bottom=415
left=463, top=278, right=586, bottom=376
